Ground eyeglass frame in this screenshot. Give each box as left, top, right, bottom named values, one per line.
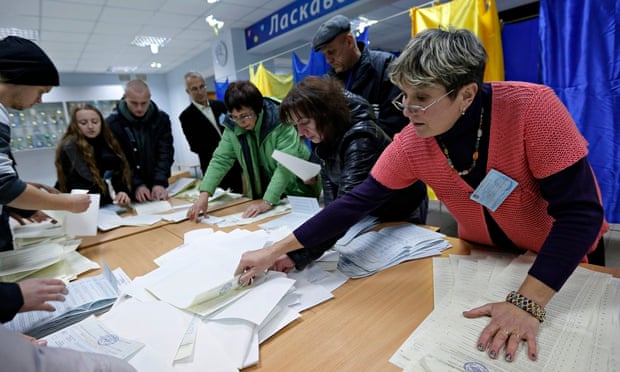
left=392, top=89, right=455, bottom=114
left=230, top=113, right=254, bottom=123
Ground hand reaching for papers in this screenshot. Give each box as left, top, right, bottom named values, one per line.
left=241, top=200, right=273, bottom=218
left=65, top=193, right=91, bottom=213
left=187, top=192, right=210, bottom=222
left=236, top=234, right=303, bottom=284
left=463, top=300, right=541, bottom=363
left=18, top=278, right=68, bottom=313
left=271, top=255, right=296, bottom=273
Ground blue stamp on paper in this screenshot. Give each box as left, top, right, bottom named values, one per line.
left=219, top=281, right=233, bottom=295
left=97, top=333, right=119, bottom=346
left=464, top=361, right=489, bottom=372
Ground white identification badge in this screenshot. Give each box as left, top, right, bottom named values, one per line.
left=470, top=169, right=518, bottom=212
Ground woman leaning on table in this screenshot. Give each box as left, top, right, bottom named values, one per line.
left=55, top=103, right=132, bottom=206
left=236, top=28, right=608, bottom=363
left=187, top=81, right=320, bottom=221
left=274, top=75, right=428, bottom=271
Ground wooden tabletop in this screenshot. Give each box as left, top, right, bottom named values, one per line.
left=77, top=201, right=620, bottom=371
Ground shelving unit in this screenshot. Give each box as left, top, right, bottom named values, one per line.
left=7, top=100, right=117, bottom=152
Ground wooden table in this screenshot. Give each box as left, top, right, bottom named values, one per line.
left=78, top=201, right=620, bottom=371
left=78, top=196, right=249, bottom=248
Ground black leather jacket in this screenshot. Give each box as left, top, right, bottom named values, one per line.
left=316, top=90, right=390, bottom=206
left=288, top=91, right=428, bottom=270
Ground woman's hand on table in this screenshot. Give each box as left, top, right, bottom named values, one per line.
left=271, top=255, right=296, bottom=273
left=187, top=192, right=210, bottom=222
left=241, top=200, right=273, bottom=218
left=463, top=301, right=541, bottom=362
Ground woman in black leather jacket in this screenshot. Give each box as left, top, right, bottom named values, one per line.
left=55, top=104, right=132, bottom=206
left=277, top=76, right=428, bottom=269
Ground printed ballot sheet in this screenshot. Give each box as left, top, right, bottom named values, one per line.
left=391, top=253, right=620, bottom=371
left=272, top=149, right=321, bottom=181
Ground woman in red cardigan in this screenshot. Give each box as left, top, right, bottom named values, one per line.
left=235, top=28, right=608, bottom=364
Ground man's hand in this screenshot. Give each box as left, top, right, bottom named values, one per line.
left=65, top=194, right=91, bottom=213
left=135, top=186, right=151, bottom=202
left=18, top=278, right=68, bottom=313
left=151, top=185, right=168, bottom=201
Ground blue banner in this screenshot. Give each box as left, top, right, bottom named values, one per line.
left=245, top=0, right=359, bottom=50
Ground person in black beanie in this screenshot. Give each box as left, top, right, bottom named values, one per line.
left=0, top=36, right=136, bottom=372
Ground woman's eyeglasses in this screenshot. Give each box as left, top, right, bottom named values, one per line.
left=230, top=113, right=254, bottom=123
left=392, top=89, right=454, bottom=114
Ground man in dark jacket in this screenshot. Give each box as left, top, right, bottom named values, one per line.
left=107, top=79, right=174, bottom=202
left=312, top=14, right=408, bottom=139
left=179, top=72, right=242, bottom=192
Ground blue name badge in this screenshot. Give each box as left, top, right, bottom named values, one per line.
left=470, top=169, right=518, bottom=212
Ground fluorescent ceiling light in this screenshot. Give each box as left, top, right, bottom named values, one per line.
left=131, top=35, right=171, bottom=54
left=0, top=27, right=39, bottom=40
left=106, top=65, right=138, bottom=73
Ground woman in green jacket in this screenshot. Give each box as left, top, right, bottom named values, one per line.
left=187, top=81, right=320, bottom=220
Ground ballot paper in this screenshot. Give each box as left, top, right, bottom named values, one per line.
left=259, top=195, right=321, bottom=231
left=64, top=192, right=100, bottom=236
left=131, top=200, right=172, bottom=215
left=4, top=263, right=121, bottom=338
left=44, top=315, right=144, bottom=361
left=335, top=224, right=451, bottom=278
left=272, top=149, right=321, bottom=181
left=391, top=254, right=620, bottom=371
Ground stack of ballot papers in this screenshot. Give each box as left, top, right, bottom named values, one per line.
left=5, top=264, right=125, bottom=339
left=390, top=252, right=620, bottom=371
left=45, top=227, right=348, bottom=371
left=334, top=224, right=451, bottom=278
left=3, top=221, right=99, bottom=282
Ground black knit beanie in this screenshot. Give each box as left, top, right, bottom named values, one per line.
left=0, top=36, right=59, bottom=86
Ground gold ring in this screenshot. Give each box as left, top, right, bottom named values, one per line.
left=503, top=329, right=511, bottom=336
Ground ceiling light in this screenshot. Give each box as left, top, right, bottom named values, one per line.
left=207, top=0, right=220, bottom=3
left=205, top=15, right=224, bottom=35
left=150, top=62, right=162, bottom=69
left=0, top=27, right=39, bottom=40
left=106, top=65, right=138, bottom=73
left=131, top=35, right=170, bottom=55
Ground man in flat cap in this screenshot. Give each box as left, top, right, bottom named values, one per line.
left=0, top=35, right=136, bottom=372
left=312, top=14, right=407, bottom=139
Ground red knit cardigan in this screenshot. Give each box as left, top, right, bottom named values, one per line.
left=371, top=82, right=608, bottom=255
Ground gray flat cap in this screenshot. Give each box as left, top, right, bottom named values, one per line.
left=312, top=15, right=351, bottom=51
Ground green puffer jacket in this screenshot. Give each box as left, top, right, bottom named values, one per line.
left=199, top=97, right=320, bottom=205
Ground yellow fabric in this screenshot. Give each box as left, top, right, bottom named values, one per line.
left=411, top=0, right=504, bottom=81
left=249, top=63, right=294, bottom=100
left=427, top=186, right=438, bottom=200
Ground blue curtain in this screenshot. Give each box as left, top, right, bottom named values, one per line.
left=502, top=18, right=539, bottom=83
left=540, top=0, right=620, bottom=223
left=214, top=78, right=229, bottom=101
left=292, top=50, right=330, bottom=83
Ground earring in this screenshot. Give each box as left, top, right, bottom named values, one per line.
left=461, top=109, right=466, bottom=116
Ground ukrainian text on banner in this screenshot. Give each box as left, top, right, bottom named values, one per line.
left=245, top=0, right=360, bottom=50
left=411, top=0, right=504, bottom=82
